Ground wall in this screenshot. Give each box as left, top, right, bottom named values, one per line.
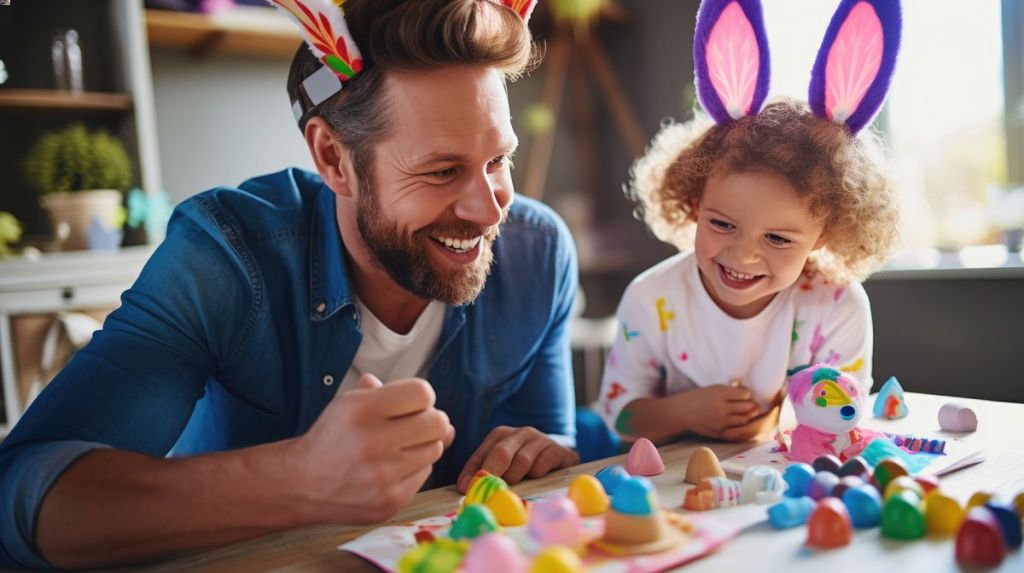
left=149, top=50, right=314, bottom=203
left=864, top=270, right=1024, bottom=404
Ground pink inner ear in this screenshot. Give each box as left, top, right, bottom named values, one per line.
left=825, top=1, right=884, bottom=123
left=706, top=2, right=760, bottom=120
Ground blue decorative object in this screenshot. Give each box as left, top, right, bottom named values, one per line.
left=783, top=463, right=815, bottom=498
left=873, top=376, right=909, bottom=419
left=86, top=214, right=122, bottom=250
left=842, top=484, right=883, bottom=528
left=768, top=496, right=816, bottom=529
left=859, top=438, right=933, bottom=474
left=595, top=464, right=629, bottom=496
left=610, top=476, right=655, bottom=516
left=126, top=187, right=174, bottom=243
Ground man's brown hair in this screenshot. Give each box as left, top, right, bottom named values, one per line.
left=287, top=0, right=536, bottom=180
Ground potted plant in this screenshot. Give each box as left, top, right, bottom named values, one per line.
left=23, top=123, right=133, bottom=251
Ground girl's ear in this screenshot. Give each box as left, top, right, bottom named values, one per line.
left=808, top=0, right=902, bottom=135
left=812, top=233, right=828, bottom=251
left=693, top=0, right=771, bottom=125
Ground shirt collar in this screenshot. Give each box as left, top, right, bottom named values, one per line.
left=309, top=185, right=355, bottom=321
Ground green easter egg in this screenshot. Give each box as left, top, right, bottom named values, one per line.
left=881, top=491, right=926, bottom=540
left=449, top=504, right=501, bottom=540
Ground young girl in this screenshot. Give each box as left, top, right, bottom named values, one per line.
left=599, top=0, right=903, bottom=443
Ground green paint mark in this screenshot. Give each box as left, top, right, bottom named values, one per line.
left=324, top=54, right=355, bottom=78
left=791, top=319, right=804, bottom=346
left=615, top=409, right=634, bottom=435
left=815, top=396, right=827, bottom=408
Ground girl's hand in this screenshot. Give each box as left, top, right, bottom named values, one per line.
left=722, top=404, right=781, bottom=442
left=678, top=383, right=760, bottom=439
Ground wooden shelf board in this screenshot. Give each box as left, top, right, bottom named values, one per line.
left=145, top=8, right=302, bottom=59
left=0, top=89, right=134, bottom=111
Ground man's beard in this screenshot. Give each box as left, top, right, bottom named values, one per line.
left=355, top=176, right=504, bottom=306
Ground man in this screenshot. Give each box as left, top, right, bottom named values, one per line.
left=0, top=0, right=579, bottom=568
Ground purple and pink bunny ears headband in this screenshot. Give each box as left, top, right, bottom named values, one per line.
left=694, top=0, right=902, bottom=135
left=268, top=0, right=539, bottom=126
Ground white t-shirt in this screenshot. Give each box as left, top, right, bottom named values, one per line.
left=598, top=251, right=873, bottom=428
left=340, top=298, right=447, bottom=391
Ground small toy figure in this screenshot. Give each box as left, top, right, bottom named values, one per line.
left=785, top=364, right=886, bottom=463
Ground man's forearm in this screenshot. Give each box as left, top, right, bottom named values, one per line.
left=36, top=439, right=313, bottom=570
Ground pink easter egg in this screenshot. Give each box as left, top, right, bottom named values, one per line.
left=625, top=437, right=665, bottom=476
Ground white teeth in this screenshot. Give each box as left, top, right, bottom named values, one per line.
left=723, top=266, right=758, bottom=281
left=432, top=235, right=482, bottom=253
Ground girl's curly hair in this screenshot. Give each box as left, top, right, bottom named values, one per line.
left=628, top=98, right=900, bottom=283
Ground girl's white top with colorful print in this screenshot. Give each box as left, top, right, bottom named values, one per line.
left=598, top=251, right=873, bottom=428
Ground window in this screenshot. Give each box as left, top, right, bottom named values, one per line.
left=763, top=0, right=1020, bottom=257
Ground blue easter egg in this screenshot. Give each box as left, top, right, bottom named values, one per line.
left=768, top=496, right=816, bottom=528
left=610, top=476, right=655, bottom=516
left=595, top=464, right=629, bottom=496
left=843, top=484, right=883, bottom=528
left=985, top=502, right=1023, bottom=549
left=808, top=471, right=840, bottom=500
left=783, top=463, right=815, bottom=498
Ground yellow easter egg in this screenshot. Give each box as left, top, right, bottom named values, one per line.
left=966, top=491, right=993, bottom=510
left=529, top=546, right=584, bottom=573
left=486, top=487, right=528, bottom=527
left=924, top=490, right=964, bottom=535
left=461, top=471, right=509, bottom=513
left=884, top=476, right=924, bottom=503
left=568, top=474, right=610, bottom=516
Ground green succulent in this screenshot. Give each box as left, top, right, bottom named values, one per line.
left=24, top=123, right=133, bottom=195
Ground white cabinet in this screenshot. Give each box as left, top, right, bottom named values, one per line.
left=0, top=247, right=152, bottom=435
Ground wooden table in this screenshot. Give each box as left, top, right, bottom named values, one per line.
left=137, top=393, right=1024, bottom=572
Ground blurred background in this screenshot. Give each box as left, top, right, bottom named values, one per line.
left=0, top=0, right=1021, bottom=437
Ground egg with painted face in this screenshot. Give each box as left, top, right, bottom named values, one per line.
left=788, top=365, right=866, bottom=435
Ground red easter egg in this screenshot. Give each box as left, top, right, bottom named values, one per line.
left=956, top=507, right=1007, bottom=567
left=807, top=498, right=853, bottom=548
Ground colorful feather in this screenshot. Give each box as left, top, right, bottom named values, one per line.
left=493, top=0, right=539, bottom=22
left=267, top=0, right=363, bottom=80
left=809, top=0, right=902, bottom=134
left=693, top=0, right=770, bottom=124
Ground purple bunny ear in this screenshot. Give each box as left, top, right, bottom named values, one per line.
left=809, top=0, right=902, bottom=134
left=693, top=0, right=771, bottom=125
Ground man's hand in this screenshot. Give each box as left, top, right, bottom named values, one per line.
left=455, top=426, right=579, bottom=493
left=285, top=374, right=454, bottom=523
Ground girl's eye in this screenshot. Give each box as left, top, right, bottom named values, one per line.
left=765, top=233, right=792, bottom=246
left=709, top=218, right=734, bottom=231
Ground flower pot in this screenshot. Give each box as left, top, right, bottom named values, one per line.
left=40, top=190, right=123, bottom=251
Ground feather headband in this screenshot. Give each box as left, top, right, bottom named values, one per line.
left=269, top=0, right=539, bottom=126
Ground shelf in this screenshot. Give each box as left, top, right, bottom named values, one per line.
left=145, top=7, right=302, bottom=59
left=0, top=89, right=133, bottom=112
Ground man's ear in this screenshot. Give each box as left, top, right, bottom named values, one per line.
left=305, top=116, right=355, bottom=198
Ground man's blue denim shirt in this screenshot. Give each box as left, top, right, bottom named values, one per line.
left=0, top=168, right=578, bottom=569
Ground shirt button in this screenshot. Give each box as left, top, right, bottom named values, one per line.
left=316, top=301, right=327, bottom=313
left=323, top=374, right=334, bottom=386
